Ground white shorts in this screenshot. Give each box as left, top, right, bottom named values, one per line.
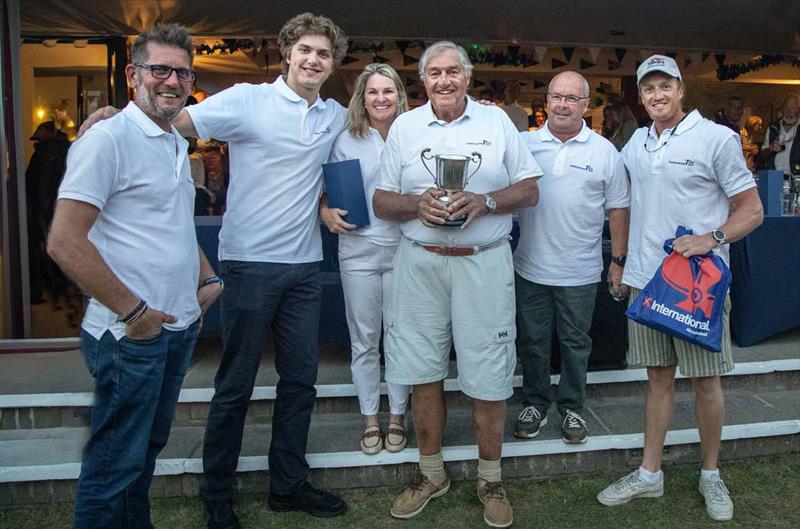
left=384, top=237, right=517, bottom=401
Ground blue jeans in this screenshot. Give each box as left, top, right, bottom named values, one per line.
left=515, top=274, right=598, bottom=417
left=73, top=320, right=200, bottom=529
left=201, top=261, right=321, bottom=498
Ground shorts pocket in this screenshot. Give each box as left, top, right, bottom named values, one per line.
left=492, top=324, right=518, bottom=382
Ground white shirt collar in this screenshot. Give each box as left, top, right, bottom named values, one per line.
left=541, top=119, right=591, bottom=144
left=122, top=101, right=173, bottom=138
left=424, top=96, right=474, bottom=125
left=273, top=75, right=326, bottom=110
left=647, top=109, right=701, bottom=140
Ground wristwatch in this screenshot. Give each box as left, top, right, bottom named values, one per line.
left=611, top=255, right=626, bottom=267
left=484, top=194, right=497, bottom=214
left=711, top=230, right=727, bottom=246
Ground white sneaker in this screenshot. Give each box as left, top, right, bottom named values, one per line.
left=597, top=469, right=664, bottom=506
left=699, top=476, right=734, bottom=521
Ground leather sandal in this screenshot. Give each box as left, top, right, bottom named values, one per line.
left=360, top=425, right=383, bottom=455
left=385, top=423, right=408, bottom=453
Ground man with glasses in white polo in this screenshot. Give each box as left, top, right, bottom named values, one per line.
left=48, top=24, right=222, bottom=528
left=597, top=55, right=763, bottom=522
left=514, top=71, right=630, bottom=445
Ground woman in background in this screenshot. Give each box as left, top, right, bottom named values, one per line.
left=602, top=102, right=638, bottom=151
left=319, top=64, right=411, bottom=455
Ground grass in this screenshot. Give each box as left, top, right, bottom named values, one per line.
left=2, top=454, right=798, bottom=529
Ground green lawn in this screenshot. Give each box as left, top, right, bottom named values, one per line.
left=2, top=454, right=798, bottom=529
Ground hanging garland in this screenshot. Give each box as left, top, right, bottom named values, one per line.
left=716, top=54, right=800, bottom=81
left=467, top=44, right=538, bottom=67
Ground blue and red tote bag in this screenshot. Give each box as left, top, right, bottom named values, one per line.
left=626, top=226, right=731, bottom=352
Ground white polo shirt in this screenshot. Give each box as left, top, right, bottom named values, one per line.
left=377, top=98, right=542, bottom=246
left=58, top=102, right=200, bottom=340
left=515, top=121, right=630, bottom=286
left=761, top=120, right=797, bottom=174
left=622, top=109, right=756, bottom=290
left=329, top=128, right=401, bottom=246
left=186, top=76, right=347, bottom=263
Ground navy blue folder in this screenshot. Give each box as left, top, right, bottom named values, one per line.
left=322, top=159, right=370, bottom=229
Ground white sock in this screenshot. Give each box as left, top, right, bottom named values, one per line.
left=419, top=452, right=447, bottom=486
left=638, top=466, right=663, bottom=483
left=477, top=458, right=502, bottom=483
left=701, top=468, right=720, bottom=480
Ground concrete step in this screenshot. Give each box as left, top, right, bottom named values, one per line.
left=2, top=383, right=798, bottom=505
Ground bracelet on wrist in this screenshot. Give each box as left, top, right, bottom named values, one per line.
left=200, top=275, right=224, bottom=291
left=117, top=299, right=147, bottom=324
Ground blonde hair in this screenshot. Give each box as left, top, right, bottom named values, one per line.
left=347, top=63, right=409, bottom=138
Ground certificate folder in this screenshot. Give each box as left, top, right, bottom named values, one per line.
left=322, top=159, right=370, bottom=228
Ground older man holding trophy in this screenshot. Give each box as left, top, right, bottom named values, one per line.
left=373, top=41, right=541, bottom=528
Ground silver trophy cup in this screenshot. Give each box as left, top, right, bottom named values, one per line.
left=421, top=149, right=482, bottom=226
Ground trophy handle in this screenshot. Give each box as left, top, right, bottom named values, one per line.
left=420, top=148, right=437, bottom=185
left=465, top=152, right=482, bottom=186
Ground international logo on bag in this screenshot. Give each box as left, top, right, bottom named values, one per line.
left=626, top=226, right=731, bottom=352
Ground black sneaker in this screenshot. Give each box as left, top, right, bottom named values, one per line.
left=268, top=482, right=347, bottom=517
left=561, top=410, right=588, bottom=444
left=514, top=405, right=548, bottom=439
left=203, top=499, right=241, bottom=529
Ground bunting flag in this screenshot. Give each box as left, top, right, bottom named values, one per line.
left=715, top=53, right=727, bottom=67
left=373, top=55, right=389, bottom=64
left=580, top=59, right=596, bottom=70
left=551, top=58, right=568, bottom=69
left=402, top=54, right=418, bottom=66
left=473, top=79, right=486, bottom=88
left=614, top=47, right=627, bottom=63
left=405, top=77, right=416, bottom=87
left=702, top=52, right=711, bottom=63
left=666, top=51, right=678, bottom=59
left=533, top=80, right=547, bottom=89
left=562, top=46, right=575, bottom=63
left=587, top=46, right=602, bottom=62
left=396, top=40, right=410, bottom=55
left=608, top=59, right=621, bottom=71
left=341, top=55, right=359, bottom=65
left=534, top=46, right=548, bottom=62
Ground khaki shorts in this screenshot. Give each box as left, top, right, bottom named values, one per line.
left=384, top=237, right=517, bottom=401
left=627, top=287, right=735, bottom=377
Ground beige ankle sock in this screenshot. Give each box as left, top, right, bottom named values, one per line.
left=477, top=458, right=502, bottom=483
left=419, top=452, right=447, bottom=485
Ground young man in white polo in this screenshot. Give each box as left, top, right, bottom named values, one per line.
left=175, top=13, right=350, bottom=527
left=596, top=55, right=763, bottom=522
left=48, top=24, right=222, bottom=528
left=514, top=70, right=630, bottom=445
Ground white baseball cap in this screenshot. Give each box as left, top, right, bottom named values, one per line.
left=637, top=54, right=682, bottom=84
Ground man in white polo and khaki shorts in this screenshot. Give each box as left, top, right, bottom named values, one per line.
left=596, top=55, right=764, bottom=522
left=374, top=41, right=541, bottom=528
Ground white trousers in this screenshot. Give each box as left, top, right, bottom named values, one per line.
left=338, top=235, right=410, bottom=416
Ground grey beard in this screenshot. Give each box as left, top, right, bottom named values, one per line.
left=136, top=87, right=183, bottom=122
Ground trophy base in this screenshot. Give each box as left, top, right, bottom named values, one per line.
left=443, top=218, right=466, bottom=227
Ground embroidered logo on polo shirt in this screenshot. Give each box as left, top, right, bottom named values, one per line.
left=569, top=163, right=594, bottom=172
left=466, top=140, right=492, bottom=146
left=314, top=127, right=332, bottom=135
left=668, top=159, right=695, bottom=166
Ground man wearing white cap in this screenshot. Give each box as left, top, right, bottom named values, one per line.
left=596, top=55, right=763, bottom=522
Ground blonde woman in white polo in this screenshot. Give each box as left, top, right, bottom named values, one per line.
left=319, top=64, right=411, bottom=455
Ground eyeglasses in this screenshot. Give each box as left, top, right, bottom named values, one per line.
left=547, top=92, right=589, bottom=105
left=134, top=63, right=195, bottom=82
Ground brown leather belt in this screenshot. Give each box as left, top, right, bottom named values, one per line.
left=415, top=236, right=510, bottom=257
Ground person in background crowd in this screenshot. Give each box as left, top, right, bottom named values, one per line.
left=373, top=40, right=541, bottom=528
left=741, top=115, right=764, bottom=173
left=319, top=63, right=411, bottom=455
left=759, top=94, right=799, bottom=174
left=499, top=80, right=530, bottom=132
left=602, top=101, right=639, bottom=151
left=189, top=139, right=215, bottom=216
left=716, top=96, right=744, bottom=135
left=597, top=55, right=763, bottom=522
left=48, top=23, right=222, bottom=528
left=514, top=71, right=630, bottom=445
left=478, top=87, right=495, bottom=102
left=528, top=98, right=546, bottom=129
left=25, top=120, right=70, bottom=304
